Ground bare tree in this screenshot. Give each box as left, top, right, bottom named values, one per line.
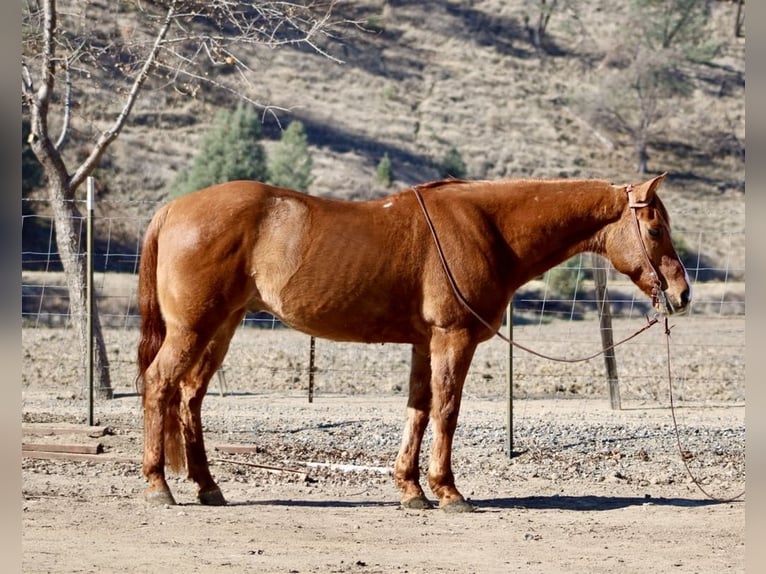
left=585, top=0, right=717, bottom=174
left=522, top=0, right=559, bottom=49
left=22, top=0, right=345, bottom=398
left=589, top=50, right=691, bottom=175
left=522, top=0, right=582, bottom=52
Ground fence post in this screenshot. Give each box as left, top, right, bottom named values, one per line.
left=86, top=177, right=95, bottom=425
left=505, top=302, right=513, bottom=458
left=308, top=336, right=316, bottom=403
left=592, top=254, right=620, bottom=410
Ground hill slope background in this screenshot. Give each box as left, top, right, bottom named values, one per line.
left=23, top=0, right=745, bottom=274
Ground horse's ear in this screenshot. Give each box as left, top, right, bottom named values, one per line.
left=632, top=172, right=667, bottom=203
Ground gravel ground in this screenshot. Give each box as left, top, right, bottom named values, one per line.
left=22, top=316, right=746, bottom=573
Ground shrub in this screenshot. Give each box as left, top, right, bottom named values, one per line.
left=375, top=152, right=393, bottom=187
left=544, top=255, right=589, bottom=300
left=440, top=146, right=467, bottom=179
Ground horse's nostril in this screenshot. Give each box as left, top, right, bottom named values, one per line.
left=681, top=288, right=691, bottom=306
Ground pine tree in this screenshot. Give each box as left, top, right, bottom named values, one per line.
left=268, top=120, right=314, bottom=192
left=171, top=103, right=268, bottom=197
left=375, top=153, right=393, bottom=187
left=440, top=147, right=467, bottom=179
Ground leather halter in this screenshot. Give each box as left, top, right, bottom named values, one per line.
left=625, top=184, right=666, bottom=312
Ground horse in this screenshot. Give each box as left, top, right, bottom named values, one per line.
left=136, top=173, right=691, bottom=512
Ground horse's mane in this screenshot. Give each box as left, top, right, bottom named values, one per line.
left=408, top=177, right=670, bottom=223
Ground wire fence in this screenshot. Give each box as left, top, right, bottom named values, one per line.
left=21, top=197, right=746, bottom=405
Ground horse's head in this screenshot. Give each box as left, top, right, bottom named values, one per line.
left=607, top=173, right=691, bottom=315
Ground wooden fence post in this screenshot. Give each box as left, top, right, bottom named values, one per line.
left=592, top=254, right=620, bottom=410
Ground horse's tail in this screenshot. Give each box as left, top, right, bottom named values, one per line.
left=136, top=207, right=167, bottom=394
left=135, top=206, right=185, bottom=473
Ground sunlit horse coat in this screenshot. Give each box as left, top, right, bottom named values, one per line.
left=137, top=174, right=690, bottom=511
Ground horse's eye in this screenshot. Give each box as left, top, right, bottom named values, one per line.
left=647, top=227, right=661, bottom=238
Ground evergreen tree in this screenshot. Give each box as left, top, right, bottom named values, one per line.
left=171, top=103, right=267, bottom=197
left=439, top=147, right=467, bottom=179
left=375, top=153, right=393, bottom=187
left=268, top=120, right=314, bottom=192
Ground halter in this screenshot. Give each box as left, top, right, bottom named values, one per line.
left=625, top=184, right=667, bottom=313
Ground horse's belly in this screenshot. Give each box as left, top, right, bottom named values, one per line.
left=262, top=278, right=425, bottom=344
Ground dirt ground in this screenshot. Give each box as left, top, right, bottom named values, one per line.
left=21, top=321, right=746, bottom=573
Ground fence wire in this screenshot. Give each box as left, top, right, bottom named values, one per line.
left=21, top=198, right=745, bottom=405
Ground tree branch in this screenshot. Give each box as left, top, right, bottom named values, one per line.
left=69, top=0, right=179, bottom=191
left=53, top=57, right=71, bottom=150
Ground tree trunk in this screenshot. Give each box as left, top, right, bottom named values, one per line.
left=50, top=181, right=113, bottom=400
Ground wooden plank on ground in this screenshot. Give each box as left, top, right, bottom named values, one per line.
left=21, top=450, right=138, bottom=464
left=22, top=442, right=103, bottom=455
left=22, top=423, right=111, bottom=437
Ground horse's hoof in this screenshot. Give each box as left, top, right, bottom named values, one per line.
left=441, top=499, right=476, bottom=513
left=198, top=487, right=227, bottom=506
left=144, top=488, right=176, bottom=506
left=401, top=494, right=434, bottom=510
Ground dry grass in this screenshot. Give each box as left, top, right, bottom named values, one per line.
left=25, top=1, right=745, bottom=271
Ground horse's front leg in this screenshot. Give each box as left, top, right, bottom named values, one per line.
left=394, top=344, right=434, bottom=509
left=427, top=328, right=478, bottom=512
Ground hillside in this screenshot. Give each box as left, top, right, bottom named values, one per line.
left=23, top=0, right=745, bottom=274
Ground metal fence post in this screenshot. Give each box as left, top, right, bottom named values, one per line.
left=308, top=335, right=316, bottom=403
left=505, top=302, right=513, bottom=458
left=86, top=177, right=95, bottom=425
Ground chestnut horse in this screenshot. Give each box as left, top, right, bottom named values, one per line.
left=136, top=174, right=690, bottom=511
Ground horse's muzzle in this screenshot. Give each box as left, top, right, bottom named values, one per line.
left=656, top=286, right=691, bottom=315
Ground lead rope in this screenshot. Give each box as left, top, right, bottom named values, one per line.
left=628, top=184, right=744, bottom=502
left=414, top=185, right=745, bottom=501
left=662, top=316, right=745, bottom=502
left=411, top=185, right=659, bottom=363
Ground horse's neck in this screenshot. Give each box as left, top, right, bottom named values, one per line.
left=493, top=180, right=623, bottom=279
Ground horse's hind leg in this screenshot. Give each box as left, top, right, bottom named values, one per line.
left=179, top=312, right=243, bottom=505
left=142, top=328, right=209, bottom=505
left=394, top=344, right=434, bottom=509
